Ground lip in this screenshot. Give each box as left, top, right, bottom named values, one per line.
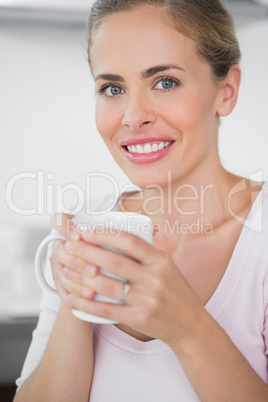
left=120, top=135, right=174, bottom=147
left=122, top=140, right=176, bottom=164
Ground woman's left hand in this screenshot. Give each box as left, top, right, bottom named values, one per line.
left=63, top=229, right=205, bottom=349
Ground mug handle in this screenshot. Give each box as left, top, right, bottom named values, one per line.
left=34, top=232, right=66, bottom=298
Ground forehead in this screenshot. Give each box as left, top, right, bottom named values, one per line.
left=90, top=5, right=200, bottom=77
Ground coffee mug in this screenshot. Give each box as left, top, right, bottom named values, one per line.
left=35, top=211, right=153, bottom=324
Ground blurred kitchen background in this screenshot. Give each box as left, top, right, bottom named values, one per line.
left=1, top=0, right=268, bottom=399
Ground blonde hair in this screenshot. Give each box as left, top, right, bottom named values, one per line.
left=87, top=0, right=241, bottom=82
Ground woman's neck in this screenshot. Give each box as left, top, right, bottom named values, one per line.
left=121, top=167, right=262, bottom=238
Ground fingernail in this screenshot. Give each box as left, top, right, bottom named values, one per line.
left=68, top=294, right=77, bottom=304
left=70, top=229, right=80, bottom=241
left=66, top=241, right=75, bottom=252
left=82, top=230, right=93, bottom=241
left=153, top=223, right=160, bottom=235
left=63, top=267, right=72, bottom=278
left=81, top=289, right=94, bottom=300
left=85, top=264, right=98, bottom=276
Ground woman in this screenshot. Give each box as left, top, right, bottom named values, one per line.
left=15, top=0, right=268, bottom=400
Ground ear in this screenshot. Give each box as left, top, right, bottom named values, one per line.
left=216, top=65, right=241, bottom=117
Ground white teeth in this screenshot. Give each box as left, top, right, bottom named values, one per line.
left=126, top=141, right=173, bottom=154
left=127, top=145, right=137, bottom=152
left=164, top=141, right=172, bottom=148
left=144, top=144, right=152, bottom=153
left=136, top=145, right=144, bottom=154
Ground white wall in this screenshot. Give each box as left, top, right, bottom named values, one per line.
left=1, top=15, right=268, bottom=229
left=219, top=18, right=268, bottom=179
left=1, top=20, right=130, bottom=229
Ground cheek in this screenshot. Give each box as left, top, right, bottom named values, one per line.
left=95, top=101, right=121, bottom=142
left=163, top=92, right=215, bottom=135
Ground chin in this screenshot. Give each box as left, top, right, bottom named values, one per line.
left=125, top=171, right=172, bottom=190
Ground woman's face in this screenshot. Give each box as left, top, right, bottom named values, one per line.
left=90, top=5, right=225, bottom=189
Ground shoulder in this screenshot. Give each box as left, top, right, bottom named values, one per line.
left=261, top=182, right=268, bottom=210
left=255, top=182, right=268, bottom=233
left=246, top=182, right=268, bottom=266
left=238, top=181, right=268, bottom=233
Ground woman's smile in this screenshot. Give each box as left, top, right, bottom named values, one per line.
left=120, top=136, right=175, bottom=164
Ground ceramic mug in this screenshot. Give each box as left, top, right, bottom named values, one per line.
left=35, top=211, right=153, bottom=324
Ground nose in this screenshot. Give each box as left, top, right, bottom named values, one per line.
left=121, top=94, right=157, bottom=131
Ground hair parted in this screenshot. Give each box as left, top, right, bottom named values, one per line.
left=87, top=0, right=241, bottom=82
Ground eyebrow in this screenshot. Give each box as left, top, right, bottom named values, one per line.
left=94, top=64, right=186, bottom=82
left=141, top=64, right=186, bottom=79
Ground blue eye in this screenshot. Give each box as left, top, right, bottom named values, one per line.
left=155, top=78, right=178, bottom=90
left=98, top=85, right=124, bottom=97
left=107, top=85, right=123, bottom=96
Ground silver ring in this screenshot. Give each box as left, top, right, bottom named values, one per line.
left=122, top=282, right=130, bottom=303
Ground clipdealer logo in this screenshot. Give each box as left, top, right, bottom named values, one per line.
left=5, top=169, right=264, bottom=233
left=5, top=171, right=121, bottom=217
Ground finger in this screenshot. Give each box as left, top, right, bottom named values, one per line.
left=64, top=240, right=143, bottom=284
left=81, top=229, right=157, bottom=265
left=63, top=266, right=139, bottom=304
left=61, top=271, right=96, bottom=301
left=57, top=283, right=73, bottom=308
left=49, top=255, right=74, bottom=308
left=68, top=294, right=133, bottom=324
left=51, top=252, right=96, bottom=302
left=50, top=213, right=80, bottom=241
left=54, top=240, right=99, bottom=278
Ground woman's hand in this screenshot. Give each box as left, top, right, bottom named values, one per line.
left=49, top=213, right=98, bottom=308
left=61, top=228, right=206, bottom=349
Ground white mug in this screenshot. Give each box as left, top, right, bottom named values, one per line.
left=35, top=211, right=153, bottom=324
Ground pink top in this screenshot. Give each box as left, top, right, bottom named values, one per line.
left=16, top=184, right=268, bottom=401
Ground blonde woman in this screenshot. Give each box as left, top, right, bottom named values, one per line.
left=15, top=0, right=268, bottom=400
